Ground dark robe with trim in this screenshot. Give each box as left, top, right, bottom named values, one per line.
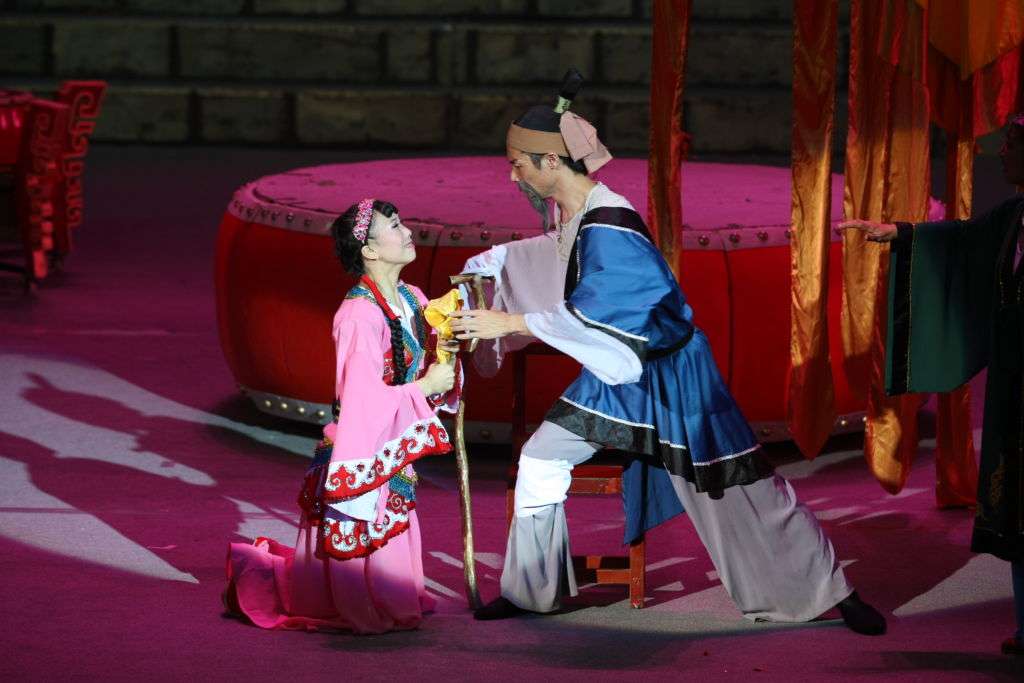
left=886, top=195, right=1024, bottom=561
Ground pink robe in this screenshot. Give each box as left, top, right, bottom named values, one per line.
left=225, top=283, right=458, bottom=634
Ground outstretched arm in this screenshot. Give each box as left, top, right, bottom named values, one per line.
left=837, top=219, right=898, bottom=242
left=839, top=195, right=1023, bottom=248
left=449, top=309, right=530, bottom=340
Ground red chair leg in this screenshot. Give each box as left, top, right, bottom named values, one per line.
left=629, top=534, right=646, bottom=608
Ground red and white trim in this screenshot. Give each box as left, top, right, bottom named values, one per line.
left=319, top=490, right=415, bottom=560
left=322, top=417, right=450, bottom=501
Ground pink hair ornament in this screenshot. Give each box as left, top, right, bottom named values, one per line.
left=353, top=198, right=375, bottom=242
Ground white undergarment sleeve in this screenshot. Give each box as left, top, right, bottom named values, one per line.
left=460, top=243, right=508, bottom=295
left=524, top=302, right=642, bottom=385
left=327, top=487, right=379, bottom=522
left=459, top=235, right=562, bottom=376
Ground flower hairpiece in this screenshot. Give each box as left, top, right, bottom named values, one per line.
left=353, top=198, right=374, bottom=242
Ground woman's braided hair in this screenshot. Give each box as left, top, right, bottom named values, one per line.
left=385, top=311, right=408, bottom=385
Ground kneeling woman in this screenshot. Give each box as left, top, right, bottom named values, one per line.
left=224, top=198, right=460, bottom=634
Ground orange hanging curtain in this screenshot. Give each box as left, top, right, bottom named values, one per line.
left=924, top=0, right=1024, bottom=139
left=842, top=0, right=929, bottom=494
left=919, top=0, right=1024, bottom=76
left=648, top=0, right=691, bottom=278
left=786, top=0, right=839, bottom=458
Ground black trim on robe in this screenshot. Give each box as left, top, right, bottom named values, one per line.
left=545, top=398, right=774, bottom=494
left=565, top=301, right=649, bottom=360
left=888, top=221, right=916, bottom=395
left=580, top=206, right=651, bottom=238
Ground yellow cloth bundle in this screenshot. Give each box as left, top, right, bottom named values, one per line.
left=424, top=288, right=463, bottom=364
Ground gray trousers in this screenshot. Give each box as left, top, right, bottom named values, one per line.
left=501, top=421, right=854, bottom=621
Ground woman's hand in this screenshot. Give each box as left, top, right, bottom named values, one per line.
left=449, top=310, right=528, bottom=340
left=416, top=362, right=456, bottom=396
left=837, top=219, right=899, bottom=243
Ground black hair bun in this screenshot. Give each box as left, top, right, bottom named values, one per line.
left=559, top=68, right=585, bottom=103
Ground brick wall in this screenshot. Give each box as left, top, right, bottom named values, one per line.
left=0, top=0, right=823, bottom=157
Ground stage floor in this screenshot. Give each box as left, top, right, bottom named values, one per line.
left=0, top=145, right=1020, bottom=681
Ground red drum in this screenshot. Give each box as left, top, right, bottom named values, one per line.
left=215, top=158, right=886, bottom=442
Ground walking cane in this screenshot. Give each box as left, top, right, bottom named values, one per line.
left=445, top=272, right=493, bottom=610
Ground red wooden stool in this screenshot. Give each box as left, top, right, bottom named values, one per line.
left=53, top=80, right=107, bottom=263
left=0, top=98, right=69, bottom=287
left=505, top=344, right=647, bottom=609
left=0, top=81, right=105, bottom=287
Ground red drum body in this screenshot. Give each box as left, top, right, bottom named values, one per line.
left=215, top=158, right=869, bottom=442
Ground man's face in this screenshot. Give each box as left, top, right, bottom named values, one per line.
left=1000, top=125, right=1024, bottom=186
left=507, top=146, right=553, bottom=228
left=507, top=146, right=554, bottom=198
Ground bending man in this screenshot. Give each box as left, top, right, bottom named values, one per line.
left=450, top=71, right=885, bottom=635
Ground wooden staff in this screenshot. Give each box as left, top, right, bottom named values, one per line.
left=447, top=273, right=492, bottom=610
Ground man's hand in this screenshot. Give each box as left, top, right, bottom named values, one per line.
left=449, top=310, right=528, bottom=340
left=837, top=219, right=899, bottom=243
left=437, top=338, right=462, bottom=356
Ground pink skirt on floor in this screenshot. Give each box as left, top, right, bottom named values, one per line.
left=225, top=511, right=435, bottom=634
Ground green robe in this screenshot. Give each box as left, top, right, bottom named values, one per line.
left=886, top=195, right=1024, bottom=562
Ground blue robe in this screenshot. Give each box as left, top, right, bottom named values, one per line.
left=544, top=206, right=773, bottom=542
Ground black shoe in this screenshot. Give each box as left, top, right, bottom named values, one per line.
left=473, top=597, right=528, bottom=621
left=837, top=591, right=886, bottom=635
